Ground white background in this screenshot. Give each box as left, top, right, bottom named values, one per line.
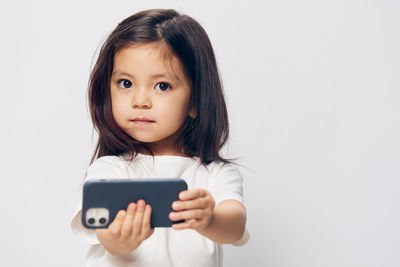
left=0, top=0, right=399, bottom=266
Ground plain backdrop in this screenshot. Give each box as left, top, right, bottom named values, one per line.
left=0, top=0, right=399, bottom=266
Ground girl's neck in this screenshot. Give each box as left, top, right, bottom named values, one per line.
left=139, top=143, right=188, bottom=157
left=140, top=131, right=188, bottom=157
left=140, top=149, right=188, bottom=157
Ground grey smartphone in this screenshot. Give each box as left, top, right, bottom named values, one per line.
left=82, top=178, right=188, bottom=229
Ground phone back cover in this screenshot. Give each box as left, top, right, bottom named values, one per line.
left=82, top=178, right=187, bottom=228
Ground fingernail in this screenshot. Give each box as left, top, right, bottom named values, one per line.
left=173, top=203, right=180, bottom=209
left=170, top=212, right=176, bottom=219
left=146, top=205, right=150, bottom=211
left=130, top=203, right=136, bottom=211
left=180, top=193, right=186, bottom=199
left=139, top=200, right=145, bottom=208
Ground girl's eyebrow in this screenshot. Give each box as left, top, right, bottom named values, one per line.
left=112, top=71, right=134, bottom=78
left=112, top=70, right=180, bottom=81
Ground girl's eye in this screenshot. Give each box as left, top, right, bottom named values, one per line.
left=155, top=82, right=171, bottom=92
left=118, top=79, right=132, bottom=89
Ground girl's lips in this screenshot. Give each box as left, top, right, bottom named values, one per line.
left=132, top=118, right=155, bottom=125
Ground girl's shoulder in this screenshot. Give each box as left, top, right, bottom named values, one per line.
left=89, top=155, right=128, bottom=169
left=206, top=160, right=240, bottom=173
left=87, top=155, right=240, bottom=179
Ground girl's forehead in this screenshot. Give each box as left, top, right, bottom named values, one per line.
left=115, top=42, right=185, bottom=80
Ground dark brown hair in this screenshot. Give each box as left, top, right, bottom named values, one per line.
left=88, top=9, right=230, bottom=165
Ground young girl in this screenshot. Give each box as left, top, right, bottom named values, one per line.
left=71, top=8, right=249, bottom=267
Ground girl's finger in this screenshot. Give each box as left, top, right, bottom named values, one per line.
left=170, top=209, right=203, bottom=222
left=142, top=204, right=152, bottom=228
left=172, top=197, right=208, bottom=211
left=142, top=204, right=153, bottom=237
left=179, top=189, right=206, bottom=201
left=172, top=218, right=198, bottom=230
left=108, top=210, right=126, bottom=237
left=132, top=200, right=146, bottom=236
left=121, top=202, right=136, bottom=238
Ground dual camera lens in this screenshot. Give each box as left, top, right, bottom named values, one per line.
left=85, top=208, right=109, bottom=227
left=88, top=217, right=107, bottom=225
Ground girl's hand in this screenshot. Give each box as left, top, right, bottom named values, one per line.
left=95, top=199, right=154, bottom=256
left=169, top=189, right=215, bottom=231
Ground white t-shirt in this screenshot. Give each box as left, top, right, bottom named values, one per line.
left=71, top=154, right=249, bottom=267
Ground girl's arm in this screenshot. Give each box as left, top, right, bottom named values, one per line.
left=196, top=199, right=246, bottom=244
left=170, top=189, right=247, bottom=244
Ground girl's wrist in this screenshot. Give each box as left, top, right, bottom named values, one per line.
left=104, top=243, right=139, bottom=257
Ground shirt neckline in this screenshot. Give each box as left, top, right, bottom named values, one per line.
left=122, top=153, right=197, bottom=161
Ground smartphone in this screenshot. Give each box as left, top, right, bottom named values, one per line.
left=82, top=178, right=188, bottom=229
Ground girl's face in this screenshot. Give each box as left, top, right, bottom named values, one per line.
left=110, top=43, right=192, bottom=156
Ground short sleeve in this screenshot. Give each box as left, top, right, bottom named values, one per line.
left=208, top=164, right=244, bottom=206
left=70, top=156, right=128, bottom=244
left=208, top=163, right=250, bottom=246
left=232, top=229, right=250, bottom=246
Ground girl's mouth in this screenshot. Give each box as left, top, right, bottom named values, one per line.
left=132, top=118, right=155, bottom=125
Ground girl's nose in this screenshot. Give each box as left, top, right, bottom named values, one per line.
left=131, top=89, right=151, bottom=109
